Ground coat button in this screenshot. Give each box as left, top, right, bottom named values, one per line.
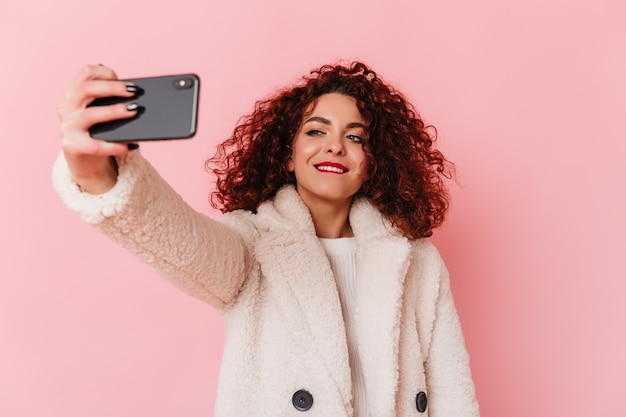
left=292, top=389, right=314, bottom=411
left=416, top=391, right=428, bottom=413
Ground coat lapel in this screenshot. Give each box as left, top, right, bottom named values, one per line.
left=253, top=187, right=353, bottom=413
left=350, top=198, right=412, bottom=417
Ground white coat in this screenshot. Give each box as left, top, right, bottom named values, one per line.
left=53, top=151, right=480, bottom=417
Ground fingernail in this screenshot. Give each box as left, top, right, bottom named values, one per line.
left=126, top=84, right=138, bottom=93
left=127, top=143, right=139, bottom=150
left=126, top=103, right=139, bottom=111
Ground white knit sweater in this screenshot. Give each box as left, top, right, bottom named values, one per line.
left=320, top=237, right=368, bottom=417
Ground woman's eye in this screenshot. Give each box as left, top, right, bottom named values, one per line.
left=306, top=129, right=325, bottom=136
left=346, top=134, right=362, bottom=143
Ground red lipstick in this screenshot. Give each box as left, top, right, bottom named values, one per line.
left=315, top=162, right=348, bottom=173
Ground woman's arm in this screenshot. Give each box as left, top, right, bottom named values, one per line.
left=53, top=65, right=249, bottom=310
left=53, top=150, right=249, bottom=310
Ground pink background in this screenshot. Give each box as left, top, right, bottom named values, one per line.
left=1, top=0, right=624, bottom=416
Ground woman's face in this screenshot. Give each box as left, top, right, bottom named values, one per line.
left=287, top=93, right=369, bottom=209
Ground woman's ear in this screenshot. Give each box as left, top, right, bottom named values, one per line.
left=286, top=158, right=294, bottom=172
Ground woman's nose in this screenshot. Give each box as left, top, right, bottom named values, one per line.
left=324, top=135, right=344, bottom=155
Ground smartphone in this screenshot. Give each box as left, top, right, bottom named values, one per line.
left=89, top=74, right=200, bottom=142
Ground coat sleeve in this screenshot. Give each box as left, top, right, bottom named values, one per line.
left=52, top=151, right=250, bottom=311
left=424, top=258, right=480, bottom=417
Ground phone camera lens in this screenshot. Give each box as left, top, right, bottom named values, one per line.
left=173, top=77, right=194, bottom=90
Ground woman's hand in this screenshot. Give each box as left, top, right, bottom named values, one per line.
left=58, top=65, right=139, bottom=194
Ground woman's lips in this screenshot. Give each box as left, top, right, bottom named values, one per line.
left=315, top=162, right=348, bottom=174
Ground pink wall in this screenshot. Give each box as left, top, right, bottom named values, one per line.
left=1, top=0, right=624, bottom=416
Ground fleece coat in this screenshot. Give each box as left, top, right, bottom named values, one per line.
left=53, top=151, right=480, bottom=417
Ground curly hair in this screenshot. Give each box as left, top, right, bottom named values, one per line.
left=206, top=61, right=453, bottom=239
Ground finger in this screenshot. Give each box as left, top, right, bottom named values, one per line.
left=87, top=137, right=138, bottom=157
left=84, top=80, right=137, bottom=99
left=72, top=64, right=119, bottom=85
left=62, top=79, right=136, bottom=110
left=64, top=102, right=139, bottom=132
left=62, top=129, right=136, bottom=158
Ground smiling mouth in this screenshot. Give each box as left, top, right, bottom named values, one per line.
left=315, top=163, right=348, bottom=174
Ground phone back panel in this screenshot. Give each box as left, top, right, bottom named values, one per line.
left=89, top=74, right=200, bottom=142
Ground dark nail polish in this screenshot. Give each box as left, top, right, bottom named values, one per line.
left=126, top=103, right=139, bottom=111
left=127, top=143, right=139, bottom=150
left=126, top=85, right=138, bottom=93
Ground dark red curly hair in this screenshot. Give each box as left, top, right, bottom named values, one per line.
left=206, top=61, right=453, bottom=239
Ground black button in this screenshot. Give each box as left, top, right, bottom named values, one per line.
left=416, top=391, right=428, bottom=413
left=292, top=389, right=314, bottom=411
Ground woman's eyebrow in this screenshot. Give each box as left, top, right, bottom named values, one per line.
left=303, top=117, right=367, bottom=129
left=303, top=116, right=331, bottom=125
left=346, top=122, right=367, bottom=129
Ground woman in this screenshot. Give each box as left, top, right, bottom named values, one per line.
left=53, top=62, right=480, bottom=417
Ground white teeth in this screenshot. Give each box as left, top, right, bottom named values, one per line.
left=316, top=165, right=345, bottom=174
